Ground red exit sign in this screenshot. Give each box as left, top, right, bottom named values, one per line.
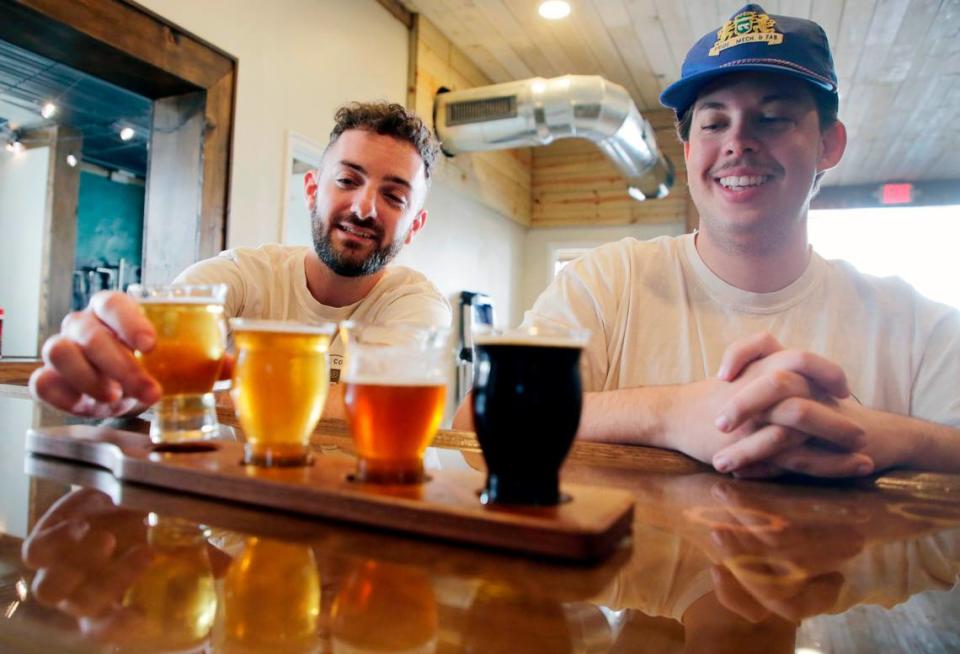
left=881, top=183, right=913, bottom=205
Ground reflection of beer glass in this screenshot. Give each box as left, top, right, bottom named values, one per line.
left=331, top=559, right=438, bottom=654
left=340, top=323, right=449, bottom=484
left=472, top=326, right=589, bottom=506
left=128, top=284, right=228, bottom=442
left=122, top=515, right=217, bottom=651
left=221, top=537, right=320, bottom=654
left=230, top=319, right=336, bottom=466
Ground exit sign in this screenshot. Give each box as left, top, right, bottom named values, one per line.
left=881, top=183, right=913, bottom=205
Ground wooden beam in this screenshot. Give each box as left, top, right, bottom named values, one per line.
left=143, top=93, right=205, bottom=283
left=375, top=0, right=413, bottom=29
left=11, top=0, right=233, bottom=90
left=39, top=126, right=81, bottom=347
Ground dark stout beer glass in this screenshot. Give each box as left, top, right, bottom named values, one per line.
left=471, top=326, right=589, bottom=506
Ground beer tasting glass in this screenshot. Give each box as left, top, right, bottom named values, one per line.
left=221, top=536, right=320, bottom=653
left=340, top=322, right=449, bottom=484
left=230, top=319, right=336, bottom=466
left=128, top=283, right=228, bottom=443
left=471, top=325, right=589, bottom=506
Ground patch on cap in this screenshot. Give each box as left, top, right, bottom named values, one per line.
left=710, top=8, right=783, bottom=56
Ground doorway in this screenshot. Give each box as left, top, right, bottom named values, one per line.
left=0, top=0, right=236, bottom=356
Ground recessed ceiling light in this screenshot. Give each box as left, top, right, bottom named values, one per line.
left=66, top=154, right=78, bottom=167
left=41, top=102, right=57, bottom=119
left=119, top=127, right=135, bottom=141
left=539, top=0, right=571, bottom=20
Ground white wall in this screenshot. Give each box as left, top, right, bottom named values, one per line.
left=395, top=179, right=527, bottom=328
left=520, top=222, right=686, bottom=315
left=0, top=397, right=33, bottom=537
left=137, top=0, right=410, bottom=249
left=0, top=146, right=49, bottom=357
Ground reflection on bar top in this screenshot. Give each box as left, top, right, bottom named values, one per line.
left=2, top=391, right=959, bottom=653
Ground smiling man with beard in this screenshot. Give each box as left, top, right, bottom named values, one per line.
left=31, top=102, right=450, bottom=420
left=454, top=4, right=960, bottom=478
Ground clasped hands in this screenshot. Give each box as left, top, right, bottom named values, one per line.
left=671, top=332, right=900, bottom=479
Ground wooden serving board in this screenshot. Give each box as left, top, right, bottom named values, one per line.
left=26, top=425, right=633, bottom=561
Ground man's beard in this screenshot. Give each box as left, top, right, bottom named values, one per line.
left=311, top=207, right=405, bottom=278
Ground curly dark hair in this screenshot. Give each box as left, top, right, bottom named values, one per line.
left=329, top=101, right=440, bottom=182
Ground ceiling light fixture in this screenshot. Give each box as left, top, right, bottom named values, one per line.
left=5, top=140, right=24, bottom=154
left=119, top=126, right=135, bottom=141
left=538, top=0, right=571, bottom=20
left=41, top=102, right=57, bottom=119
left=66, top=154, right=78, bottom=167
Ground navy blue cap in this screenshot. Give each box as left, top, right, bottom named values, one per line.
left=659, top=4, right=838, bottom=118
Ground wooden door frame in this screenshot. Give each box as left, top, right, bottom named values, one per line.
left=0, top=0, right=237, bottom=280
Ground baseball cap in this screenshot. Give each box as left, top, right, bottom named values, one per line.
left=659, top=4, right=838, bottom=118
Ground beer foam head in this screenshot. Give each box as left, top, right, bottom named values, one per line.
left=135, top=296, right=220, bottom=305
left=473, top=325, right=589, bottom=349
left=229, top=318, right=337, bottom=336
left=340, top=322, right=450, bottom=384
left=128, top=283, right=228, bottom=304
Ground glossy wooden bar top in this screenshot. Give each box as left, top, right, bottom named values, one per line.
left=0, top=385, right=958, bottom=653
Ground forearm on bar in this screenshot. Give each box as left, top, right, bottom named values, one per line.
left=576, top=386, right=676, bottom=448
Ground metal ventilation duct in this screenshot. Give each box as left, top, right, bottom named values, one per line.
left=434, top=75, right=674, bottom=201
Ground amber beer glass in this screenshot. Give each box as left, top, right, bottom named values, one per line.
left=230, top=319, right=336, bottom=466
left=341, top=323, right=449, bottom=483
left=331, top=559, right=438, bottom=653
left=471, top=326, right=589, bottom=505
left=127, top=284, right=227, bottom=442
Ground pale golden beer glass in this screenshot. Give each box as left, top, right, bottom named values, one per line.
left=128, top=284, right=228, bottom=443
left=340, top=323, right=449, bottom=484
left=221, top=537, right=320, bottom=654
left=230, top=319, right=336, bottom=466
left=121, top=515, right=217, bottom=651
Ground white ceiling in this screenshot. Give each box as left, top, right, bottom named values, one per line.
left=400, top=0, right=960, bottom=187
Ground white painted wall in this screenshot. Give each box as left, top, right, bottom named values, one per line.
left=0, top=146, right=49, bottom=357
left=520, top=222, right=686, bottom=316
left=0, top=396, right=34, bottom=537
left=395, top=179, right=527, bottom=328
left=137, top=0, right=410, bottom=249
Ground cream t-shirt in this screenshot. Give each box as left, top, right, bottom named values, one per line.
left=525, top=233, right=960, bottom=426
left=175, top=244, right=451, bottom=381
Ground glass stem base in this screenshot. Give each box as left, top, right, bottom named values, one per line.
left=150, top=393, right=219, bottom=443
left=355, top=457, right=425, bottom=484
left=243, top=442, right=311, bottom=467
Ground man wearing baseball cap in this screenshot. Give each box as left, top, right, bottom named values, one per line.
left=457, top=5, right=960, bottom=477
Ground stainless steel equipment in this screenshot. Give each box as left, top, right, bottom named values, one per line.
left=455, top=291, right=495, bottom=407
left=434, top=75, right=674, bottom=200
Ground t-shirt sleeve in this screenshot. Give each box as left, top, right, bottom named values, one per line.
left=911, top=305, right=960, bottom=427
left=522, top=254, right=616, bottom=392
left=174, top=254, right=247, bottom=318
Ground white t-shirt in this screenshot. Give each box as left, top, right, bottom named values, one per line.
left=525, top=233, right=960, bottom=426
left=176, top=244, right=451, bottom=381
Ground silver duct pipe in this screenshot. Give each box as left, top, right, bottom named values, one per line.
left=434, top=75, right=674, bottom=201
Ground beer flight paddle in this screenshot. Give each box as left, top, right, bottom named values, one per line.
left=25, top=425, right=633, bottom=561
left=27, top=319, right=632, bottom=559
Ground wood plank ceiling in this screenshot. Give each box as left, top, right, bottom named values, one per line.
left=399, top=0, right=960, bottom=187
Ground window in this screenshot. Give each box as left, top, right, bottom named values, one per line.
left=553, top=248, right=592, bottom=277
left=808, top=205, right=960, bottom=310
